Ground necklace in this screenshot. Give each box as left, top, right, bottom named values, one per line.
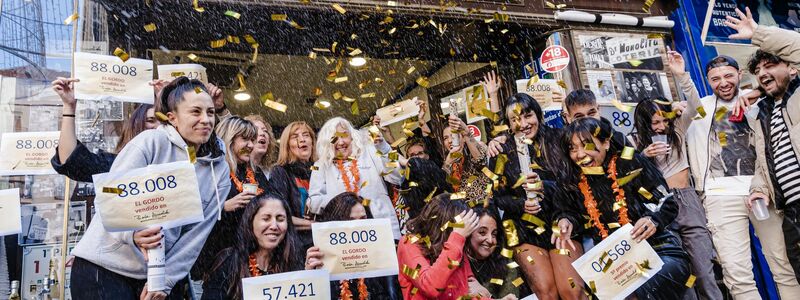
left=578, top=155, right=630, bottom=239
left=248, top=254, right=266, bottom=277
left=231, top=167, right=265, bottom=194
left=335, top=160, right=361, bottom=193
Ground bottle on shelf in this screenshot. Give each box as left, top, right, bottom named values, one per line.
left=10, top=280, right=21, bottom=300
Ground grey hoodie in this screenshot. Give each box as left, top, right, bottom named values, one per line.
left=72, top=125, right=231, bottom=294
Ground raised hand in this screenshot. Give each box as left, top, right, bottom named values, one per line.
left=482, top=70, right=502, bottom=96
left=52, top=77, right=79, bottom=107
left=724, top=7, right=758, bottom=40
left=666, top=50, right=686, bottom=76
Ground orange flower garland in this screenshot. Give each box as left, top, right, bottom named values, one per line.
left=339, top=279, right=368, bottom=300
left=578, top=155, right=630, bottom=239
left=248, top=254, right=263, bottom=277
left=231, top=167, right=264, bottom=194
left=336, top=159, right=361, bottom=193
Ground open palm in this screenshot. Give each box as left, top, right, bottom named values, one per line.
left=724, top=7, right=758, bottom=40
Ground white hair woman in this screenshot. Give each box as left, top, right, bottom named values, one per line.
left=308, top=117, right=406, bottom=239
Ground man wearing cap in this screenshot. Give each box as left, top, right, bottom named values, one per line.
left=685, top=49, right=800, bottom=298
left=727, top=7, right=800, bottom=285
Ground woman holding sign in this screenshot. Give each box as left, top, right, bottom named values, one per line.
left=488, top=93, right=586, bottom=300
left=552, top=118, right=690, bottom=299
left=308, top=117, right=405, bottom=239
left=441, top=114, right=492, bottom=204
left=202, top=194, right=307, bottom=299
left=193, top=116, right=269, bottom=280
left=70, top=77, right=231, bottom=300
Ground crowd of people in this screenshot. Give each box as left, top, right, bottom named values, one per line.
left=43, top=7, right=800, bottom=300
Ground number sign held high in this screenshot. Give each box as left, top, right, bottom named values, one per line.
left=157, top=64, right=208, bottom=84
left=0, top=131, right=60, bottom=176
left=311, top=218, right=399, bottom=280
left=92, top=161, right=204, bottom=231
left=73, top=52, right=154, bottom=104
left=242, top=269, right=330, bottom=300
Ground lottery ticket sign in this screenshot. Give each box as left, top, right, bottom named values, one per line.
left=311, top=218, right=399, bottom=280
left=572, top=224, right=664, bottom=300
left=242, top=269, right=330, bottom=300
left=73, top=52, right=154, bottom=104
left=92, top=161, right=203, bottom=231
left=157, top=64, right=208, bottom=84
left=0, top=131, right=60, bottom=176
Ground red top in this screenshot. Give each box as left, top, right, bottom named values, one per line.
left=397, top=232, right=489, bottom=300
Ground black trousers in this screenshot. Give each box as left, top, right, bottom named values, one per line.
left=634, top=231, right=692, bottom=300
left=783, top=201, right=800, bottom=283
left=71, top=257, right=187, bottom=299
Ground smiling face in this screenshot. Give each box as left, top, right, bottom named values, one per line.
left=406, top=144, right=429, bottom=160
left=251, top=120, right=269, bottom=158
left=468, top=215, right=498, bottom=260
left=650, top=112, right=669, bottom=135
left=232, top=135, right=255, bottom=164
left=252, top=200, right=288, bottom=252
left=707, top=66, right=741, bottom=101
left=566, top=104, right=600, bottom=123
left=349, top=203, right=367, bottom=220
left=145, top=108, right=159, bottom=129
left=569, top=133, right=610, bottom=168
left=754, top=60, right=796, bottom=99
left=167, top=91, right=215, bottom=148
left=442, top=126, right=463, bottom=151
left=507, top=108, right=539, bottom=140
left=333, top=124, right=353, bottom=159
left=642, top=77, right=653, bottom=91
left=289, top=126, right=313, bottom=162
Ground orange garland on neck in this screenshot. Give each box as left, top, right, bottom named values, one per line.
left=339, top=279, right=368, bottom=300
left=231, top=167, right=264, bottom=194
left=336, top=159, right=361, bottom=193
left=578, top=155, right=629, bottom=239
left=248, top=254, right=264, bottom=277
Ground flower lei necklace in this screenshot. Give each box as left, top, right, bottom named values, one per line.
left=231, top=167, right=264, bottom=194
left=339, top=278, right=368, bottom=300
left=248, top=254, right=266, bottom=277
left=578, top=155, right=630, bottom=239
left=335, top=159, right=361, bottom=193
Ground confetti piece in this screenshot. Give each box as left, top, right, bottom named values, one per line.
left=714, top=106, right=728, bottom=121
left=503, top=220, right=520, bottom=247
left=391, top=137, right=407, bottom=148
left=450, top=191, right=467, bottom=200
left=526, top=255, right=535, bottom=264
left=593, top=126, right=601, bottom=137
left=629, top=60, right=644, bottom=67
left=557, top=249, right=571, bottom=256
left=187, top=53, right=200, bottom=62
left=696, top=106, right=707, bottom=118
left=155, top=112, right=169, bottom=122
left=361, top=92, right=376, bottom=98
left=511, top=174, right=526, bottom=189
left=481, top=167, right=499, bottom=181
left=500, top=248, right=514, bottom=258
left=360, top=181, right=368, bottom=189
left=192, top=0, right=205, bottom=12
left=113, top=47, right=130, bottom=62
left=308, top=51, right=317, bottom=59
left=685, top=274, right=697, bottom=288
left=331, top=3, right=346, bottom=14
left=64, top=13, right=79, bottom=25
left=507, top=261, right=519, bottom=269
left=102, top=187, right=122, bottom=194
left=577, top=156, right=592, bottom=165
left=589, top=281, right=597, bottom=294
left=512, top=277, right=525, bottom=287
left=310, top=165, right=319, bottom=171
left=581, top=167, right=604, bottom=175
left=653, top=99, right=673, bottom=106
left=545, top=1, right=567, bottom=9
left=617, top=168, right=642, bottom=186
left=349, top=48, right=362, bottom=56
left=271, top=14, right=287, bottom=21
left=494, top=154, right=508, bottom=175
left=718, top=132, right=727, bottom=147
left=385, top=162, right=400, bottom=169
left=263, top=99, right=287, bottom=113
left=584, top=143, right=596, bottom=151
left=607, top=222, right=621, bottom=228
left=621, top=146, right=635, bottom=160
left=416, top=76, right=430, bottom=88
left=491, top=124, right=509, bottom=136
left=658, top=110, right=678, bottom=119
left=210, top=39, right=226, bottom=48
left=143, top=23, right=157, bottom=32
left=647, top=33, right=665, bottom=39
left=224, top=10, right=241, bottom=19
left=638, top=187, right=654, bottom=200
left=447, top=257, right=460, bottom=269
left=423, top=187, right=437, bottom=203
left=612, top=99, right=634, bottom=113
left=602, top=258, right=613, bottom=273
left=335, top=77, right=349, bottom=83
left=194, top=87, right=203, bottom=94
left=521, top=213, right=546, bottom=227
left=568, top=277, right=575, bottom=288
left=361, top=199, right=371, bottom=207
left=489, top=278, right=504, bottom=285
left=187, top=146, right=197, bottom=164
left=350, top=101, right=359, bottom=115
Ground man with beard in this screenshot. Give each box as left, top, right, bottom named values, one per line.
left=685, top=49, right=800, bottom=298
left=727, top=6, right=800, bottom=284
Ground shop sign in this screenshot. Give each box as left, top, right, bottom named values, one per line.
left=701, top=0, right=800, bottom=45
left=467, top=125, right=481, bottom=140
left=540, top=45, right=570, bottom=73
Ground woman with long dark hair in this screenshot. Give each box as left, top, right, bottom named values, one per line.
left=466, top=205, right=528, bottom=299
left=201, top=194, right=306, bottom=299
left=553, top=118, right=690, bottom=299
left=488, top=93, right=584, bottom=300
left=70, top=77, right=231, bottom=299
left=441, top=114, right=492, bottom=206
left=305, top=192, right=393, bottom=299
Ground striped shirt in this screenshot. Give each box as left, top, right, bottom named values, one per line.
left=770, top=100, right=800, bottom=205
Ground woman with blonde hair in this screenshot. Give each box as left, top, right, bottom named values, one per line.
left=192, top=116, right=270, bottom=280
left=308, top=117, right=405, bottom=239
left=244, top=115, right=277, bottom=173
left=269, top=121, right=318, bottom=249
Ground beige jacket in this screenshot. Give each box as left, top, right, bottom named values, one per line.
left=748, top=25, right=800, bottom=207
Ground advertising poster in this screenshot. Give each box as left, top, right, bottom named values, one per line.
left=702, top=0, right=800, bottom=45
left=586, top=70, right=617, bottom=104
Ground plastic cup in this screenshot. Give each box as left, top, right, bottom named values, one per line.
left=243, top=183, right=258, bottom=194
left=752, top=198, right=770, bottom=221
left=652, top=135, right=668, bottom=144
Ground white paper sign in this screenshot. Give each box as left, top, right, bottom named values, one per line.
left=515, top=79, right=560, bottom=108
left=311, top=218, right=399, bottom=280
left=157, top=64, right=208, bottom=84
left=92, top=161, right=203, bottom=231
left=376, top=98, right=420, bottom=127
left=0, top=131, right=60, bottom=176
left=571, top=224, right=664, bottom=300
left=73, top=52, right=154, bottom=104
left=242, top=269, right=331, bottom=300
left=0, top=188, right=21, bottom=236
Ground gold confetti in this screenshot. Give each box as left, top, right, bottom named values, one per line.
left=262, top=99, right=287, bottom=113
left=503, top=220, right=520, bottom=247
left=581, top=167, right=604, bottom=175
left=491, top=124, right=509, bottom=136
left=629, top=60, right=644, bottom=67
left=271, top=14, right=287, bottom=21
left=194, top=87, right=203, bottom=94
left=584, top=143, right=596, bottom=151
left=113, top=47, right=130, bottom=62
left=512, top=277, right=525, bottom=287
left=423, top=187, right=437, bottom=203
left=557, top=80, right=567, bottom=89
left=545, top=1, right=567, bottom=9
left=187, top=146, right=197, bottom=164
left=602, top=258, right=613, bottom=273
left=718, top=132, right=728, bottom=147
left=489, top=278, right=504, bottom=285
left=617, top=168, right=642, bottom=186
left=391, top=137, right=407, bottom=149
left=714, top=106, right=729, bottom=121
left=360, top=181, right=368, bottom=189
left=557, top=249, right=571, bottom=256
left=331, top=3, right=347, bottom=14
left=350, top=101, right=360, bottom=115
left=416, top=76, right=430, bottom=88
left=349, top=48, right=363, bottom=56
left=696, top=106, right=707, bottom=118
left=361, top=198, right=371, bottom=207
left=481, top=167, right=499, bottom=181
left=658, top=110, right=678, bottom=119
left=589, top=281, right=597, bottom=294
left=593, top=126, right=601, bottom=137
left=187, top=53, right=200, bottom=62
left=155, top=112, right=169, bottom=122
left=577, top=156, right=592, bottom=165
left=621, top=146, right=635, bottom=160
left=64, top=13, right=79, bottom=25
left=192, top=0, right=205, bottom=12
left=568, top=277, right=576, bottom=288
left=171, top=71, right=186, bottom=77
left=143, top=23, right=157, bottom=32
left=385, top=162, right=400, bottom=169
left=450, top=191, right=467, bottom=200
left=647, top=33, right=665, bottom=39
left=612, top=99, right=634, bottom=113
left=638, top=187, right=654, bottom=200
left=522, top=213, right=546, bottom=227
left=335, top=76, right=349, bottom=83
left=507, top=261, right=519, bottom=269
left=102, top=187, right=122, bottom=195
left=447, top=257, right=460, bottom=269
left=607, top=222, right=621, bottom=228
left=310, top=165, right=319, bottom=171
left=500, top=248, right=514, bottom=258
left=308, top=51, right=317, bottom=59
left=210, top=39, right=226, bottom=48
left=526, top=255, right=535, bottom=264
left=406, top=66, right=416, bottom=74
left=361, top=92, right=376, bottom=98
left=685, top=274, right=697, bottom=288
left=224, top=10, right=241, bottom=19
left=494, top=154, right=508, bottom=175
left=511, top=174, right=526, bottom=189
